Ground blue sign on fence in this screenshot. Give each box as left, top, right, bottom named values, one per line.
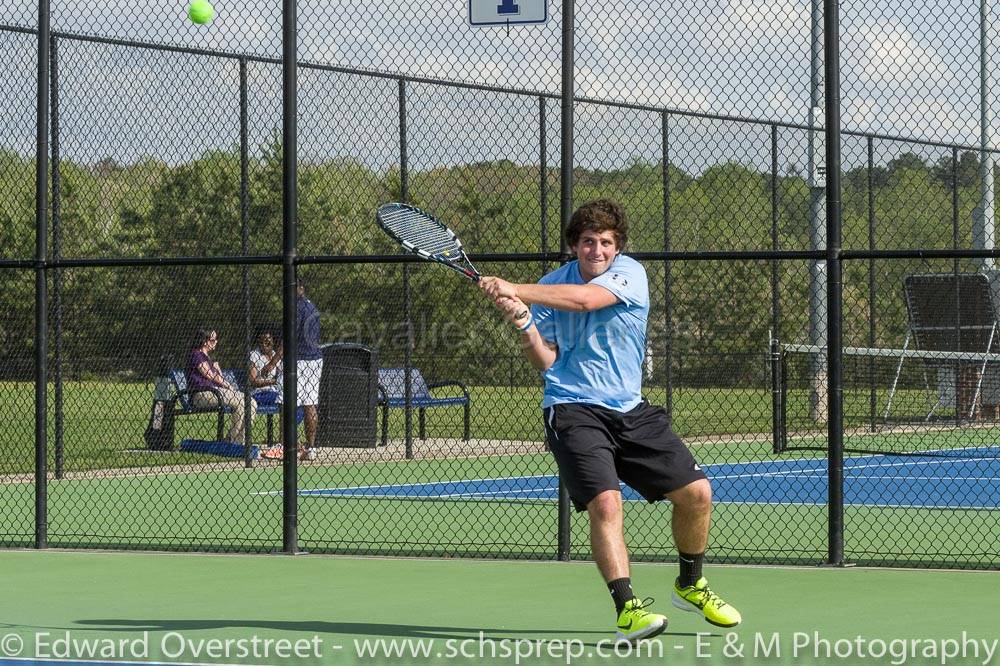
left=468, top=0, right=547, bottom=26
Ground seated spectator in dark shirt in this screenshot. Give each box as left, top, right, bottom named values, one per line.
left=186, top=328, right=256, bottom=445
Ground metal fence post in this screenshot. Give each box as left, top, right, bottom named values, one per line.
left=399, top=79, right=414, bottom=460
left=770, top=124, right=781, bottom=451
left=281, top=0, right=300, bottom=555
left=540, top=96, right=548, bottom=277
left=556, top=0, right=575, bottom=563
left=867, top=137, right=876, bottom=432
left=240, top=57, right=254, bottom=469
left=663, top=111, right=673, bottom=420
left=953, top=146, right=962, bottom=426
left=770, top=124, right=779, bottom=340
left=50, top=35, right=63, bottom=480
left=823, top=0, right=845, bottom=567
left=35, top=0, right=51, bottom=550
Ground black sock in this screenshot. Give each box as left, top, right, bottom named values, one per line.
left=678, top=551, right=704, bottom=587
left=607, top=578, right=634, bottom=615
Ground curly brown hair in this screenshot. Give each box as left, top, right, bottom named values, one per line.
left=565, top=199, right=628, bottom=250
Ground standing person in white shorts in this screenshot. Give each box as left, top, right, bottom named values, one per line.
left=296, top=278, right=323, bottom=461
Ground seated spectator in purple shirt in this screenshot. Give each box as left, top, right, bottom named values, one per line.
left=185, top=328, right=256, bottom=445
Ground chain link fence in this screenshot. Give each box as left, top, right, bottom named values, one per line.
left=0, top=0, right=997, bottom=568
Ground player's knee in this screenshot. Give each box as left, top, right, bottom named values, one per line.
left=692, top=480, right=713, bottom=509
left=586, top=490, right=622, bottom=523
left=671, top=479, right=712, bottom=511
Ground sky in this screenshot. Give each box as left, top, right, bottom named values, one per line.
left=0, top=0, right=997, bottom=173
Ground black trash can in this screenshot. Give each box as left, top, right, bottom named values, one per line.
left=316, top=343, right=379, bottom=447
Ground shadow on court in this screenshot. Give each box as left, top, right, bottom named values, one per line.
left=70, top=619, right=716, bottom=643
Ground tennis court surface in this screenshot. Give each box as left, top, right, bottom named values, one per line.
left=295, top=447, right=1000, bottom=510
left=1, top=550, right=998, bottom=666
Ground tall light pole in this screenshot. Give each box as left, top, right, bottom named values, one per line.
left=977, top=0, right=995, bottom=272
left=809, top=0, right=828, bottom=422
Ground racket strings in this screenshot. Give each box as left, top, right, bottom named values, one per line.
left=382, top=210, right=461, bottom=257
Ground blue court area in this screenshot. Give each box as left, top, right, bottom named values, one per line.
left=304, top=447, right=1000, bottom=510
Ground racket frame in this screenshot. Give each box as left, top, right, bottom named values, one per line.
left=376, top=202, right=481, bottom=282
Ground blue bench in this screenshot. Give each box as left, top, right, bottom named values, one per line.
left=168, top=369, right=283, bottom=447
left=377, top=368, right=470, bottom=447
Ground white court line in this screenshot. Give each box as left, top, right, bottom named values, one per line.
left=842, top=456, right=1000, bottom=469
left=711, top=500, right=1000, bottom=510
left=702, top=445, right=1000, bottom=469
left=307, top=493, right=999, bottom=511
left=253, top=473, right=557, bottom=497
left=726, top=473, right=1000, bottom=482
left=711, top=456, right=1000, bottom=481
left=254, top=448, right=1000, bottom=496
left=281, top=486, right=1000, bottom=510
left=259, top=455, right=999, bottom=496
left=254, top=451, right=998, bottom=504
left=322, top=487, right=560, bottom=500
left=258, top=457, right=999, bottom=495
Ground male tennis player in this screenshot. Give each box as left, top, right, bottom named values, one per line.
left=296, top=278, right=322, bottom=461
left=479, top=199, right=741, bottom=643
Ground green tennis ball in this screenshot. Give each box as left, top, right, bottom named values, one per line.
left=188, top=0, right=215, bottom=25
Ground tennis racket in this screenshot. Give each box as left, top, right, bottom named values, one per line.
left=375, top=202, right=481, bottom=282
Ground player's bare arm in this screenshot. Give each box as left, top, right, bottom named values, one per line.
left=480, top=277, right=619, bottom=312
left=491, top=295, right=558, bottom=371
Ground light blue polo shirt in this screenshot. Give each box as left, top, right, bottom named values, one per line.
left=532, top=254, right=649, bottom=412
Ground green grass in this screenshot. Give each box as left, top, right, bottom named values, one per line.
left=0, top=380, right=786, bottom=475
left=0, top=378, right=956, bottom=475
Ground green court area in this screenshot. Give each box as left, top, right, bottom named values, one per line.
left=1, top=379, right=996, bottom=568
left=0, top=550, right=996, bottom=665
left=0, top=423, right=996, bottom=568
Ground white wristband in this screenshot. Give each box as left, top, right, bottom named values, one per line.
left=516, top=314, right=534, bottom=332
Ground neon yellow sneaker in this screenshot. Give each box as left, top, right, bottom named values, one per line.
left=671, top=577, right=742, bottom=627
left=615, top=597, right=667, bottom=643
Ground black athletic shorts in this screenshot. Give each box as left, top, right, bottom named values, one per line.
left=543, top=400, right=708, bottom=512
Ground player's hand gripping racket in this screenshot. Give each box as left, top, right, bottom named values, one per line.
left=376, top=202, right=480, bottom=282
